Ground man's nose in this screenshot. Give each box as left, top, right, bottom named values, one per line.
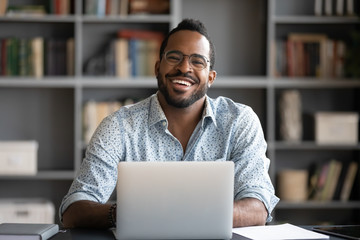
left=176, top=56, right=193, bottom=71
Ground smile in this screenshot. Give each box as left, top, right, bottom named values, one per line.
left=172, top=79, right=193, bottom=87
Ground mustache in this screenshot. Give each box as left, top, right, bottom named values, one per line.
left=165, top=70, right=199, bottom=83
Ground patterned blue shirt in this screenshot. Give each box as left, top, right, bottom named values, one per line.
left=60, top=93, right=279, bottom=222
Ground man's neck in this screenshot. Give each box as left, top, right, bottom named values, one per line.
left=158, top=94, right=206, bottom=152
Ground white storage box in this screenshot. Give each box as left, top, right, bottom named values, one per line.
left=0, top=141, right=38, bottom=175
left=315, top=112, right=359, bottom=145
left=0, top=199, right=55, bottom=224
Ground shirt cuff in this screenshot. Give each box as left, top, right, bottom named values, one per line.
left=234, top=189, right=279, bottom=222
left=59, top=192, right=99, bottom=223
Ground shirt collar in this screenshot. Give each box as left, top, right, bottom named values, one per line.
left=148, top=93, right=217, bottom=128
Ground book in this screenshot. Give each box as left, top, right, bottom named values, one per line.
left=119, top=0, right=129, bottom=16
left=117, top=29, right=163, bottom=77
left=346, top=0, right=354, bottom=16
left=0, top=223, right=58, bottom=240
left=321, top=160, right=342, bottom=201
left=340, top=161, right=358, bottom=201
left=324, top=0, right=333, bottom=16
left=0, top=0, right=7, bottom=15
left=115, top=38, right=130, bottom=78
left=66, top=38, right=75, bottom=76
left=31, top=37, right=44, bottom=78
left=314, top=0, right=323, bottom=16
left=129, top=0, right=169, bottom=14
left=287, top=33, right=328, bottom=78
left=336, top=0, right=344, bottom=15
left=6, top=5, right=47, bottom=16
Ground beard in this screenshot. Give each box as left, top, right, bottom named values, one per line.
left=156, top=71, right=208, bottom=108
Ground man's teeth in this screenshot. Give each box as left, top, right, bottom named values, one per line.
left=173, top=80, right=192, bottom=86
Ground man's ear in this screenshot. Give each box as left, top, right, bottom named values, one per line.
left=208, top=70, right=217, bottom=88
left=155, top=60, right=160, bottom=76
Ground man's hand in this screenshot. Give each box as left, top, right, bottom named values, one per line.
left=62, top=200, right=113, bottom=229
left=233, top=198, right=267, bottom=227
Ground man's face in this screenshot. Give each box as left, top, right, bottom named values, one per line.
left=155, top=30, right=216, bottom=108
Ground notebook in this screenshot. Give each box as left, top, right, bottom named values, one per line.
left=115, top=161, right=234, bottom=240
left=0, top=223, right=59, bottom=240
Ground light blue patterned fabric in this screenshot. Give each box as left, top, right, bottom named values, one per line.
left=60, top=93, right=279, bottom=222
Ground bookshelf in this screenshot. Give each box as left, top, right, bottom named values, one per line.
left=0, top=0, right=359, bottom=225
left=0, top=0, right=180, bottom=224
left=266, top=0, right=360, bottom=225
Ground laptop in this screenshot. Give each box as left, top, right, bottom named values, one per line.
left=115, top=161, right=234, bottom=240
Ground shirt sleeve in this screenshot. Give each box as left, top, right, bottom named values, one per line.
left=59, top=113, right=123, bottom=220
left=231, top=106, right=279, bottom=222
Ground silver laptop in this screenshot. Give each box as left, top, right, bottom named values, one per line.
left=115, top=161, right=234, bottom=240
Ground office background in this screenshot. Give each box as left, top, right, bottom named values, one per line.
left=0, top=0, right=359, bottom=225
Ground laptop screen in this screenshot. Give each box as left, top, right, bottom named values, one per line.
left=115, top=161, right=234, bottom=240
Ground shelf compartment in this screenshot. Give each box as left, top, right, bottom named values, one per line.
left=0, top=87, right=75, bottom=171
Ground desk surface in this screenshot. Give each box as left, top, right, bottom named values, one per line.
left=50, top=228, right=349, bottom=240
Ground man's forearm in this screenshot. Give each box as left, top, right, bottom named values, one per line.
left=233, top=198, right=267, bottom=227
left=62, top=200, right=113, bottom=229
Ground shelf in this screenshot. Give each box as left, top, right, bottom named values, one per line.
left=2, top=77, right=360, bottom=89
left=277, top=200, right=360, bottom=209
left=0, top=15, right=76, bottom=23
left=81, top=77, right=157, bottom=88
left=271, top=78, right=360, bottom=88
left=272, top=16, right=360, bottom=24
left=0, top=171, right=75, bottom=180
left=0, top=77, right=78, bottom=88
left=272, top=141, right=360, bottom=150
left=81, top=14, right=172, bottom=23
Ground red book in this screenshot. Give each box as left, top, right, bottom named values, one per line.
left=117, top=29, right=164, bottom=42
left=1, top=39, right=7, bottom=75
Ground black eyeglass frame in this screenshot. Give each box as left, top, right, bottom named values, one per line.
left=162, top=50, right=210, bottom=70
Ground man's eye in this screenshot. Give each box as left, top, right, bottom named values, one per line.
left=167, top=55, right=181, bottom=61
left=191, top=59, right=205, bottom=66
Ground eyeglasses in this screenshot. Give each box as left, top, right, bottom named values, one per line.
left=163, top=50, right=210, bottom=70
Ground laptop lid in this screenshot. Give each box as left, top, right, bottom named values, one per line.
left=115, top=161, right=234, bottom=240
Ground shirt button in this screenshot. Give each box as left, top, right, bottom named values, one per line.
left=162, top=121, right=166, bottom=126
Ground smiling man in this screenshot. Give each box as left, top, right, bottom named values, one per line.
left=60, top=18, right=279, bottom=229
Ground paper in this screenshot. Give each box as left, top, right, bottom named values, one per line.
left=232, top=223, right=329, bottom=240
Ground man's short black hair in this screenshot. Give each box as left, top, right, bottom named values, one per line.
left=159, top=18, right=215, bottom=70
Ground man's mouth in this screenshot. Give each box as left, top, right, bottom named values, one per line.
left=172, top=79, right=193, bottom=87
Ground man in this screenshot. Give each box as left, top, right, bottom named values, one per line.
left=60, top=18, right=279, bottom=229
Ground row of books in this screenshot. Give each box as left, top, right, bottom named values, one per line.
left=84, top=0, right=169, bottom=16
left=4, top=0, right=72, bottom=16
left=0, top=37, right=74, bottom=77
left=82, top=98, right=137, bottom=143
left=315, top=0, right=356, bottom=16
left=84, top=29, right=163, bottom=77
left=273, top=33, right=346, bottom=78
left=308, top=159, right=358, bottom=201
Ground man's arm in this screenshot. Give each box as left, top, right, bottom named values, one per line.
left=62, top=200, right=113, bottom=229
left=233, top=198, right=267, bottom=227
